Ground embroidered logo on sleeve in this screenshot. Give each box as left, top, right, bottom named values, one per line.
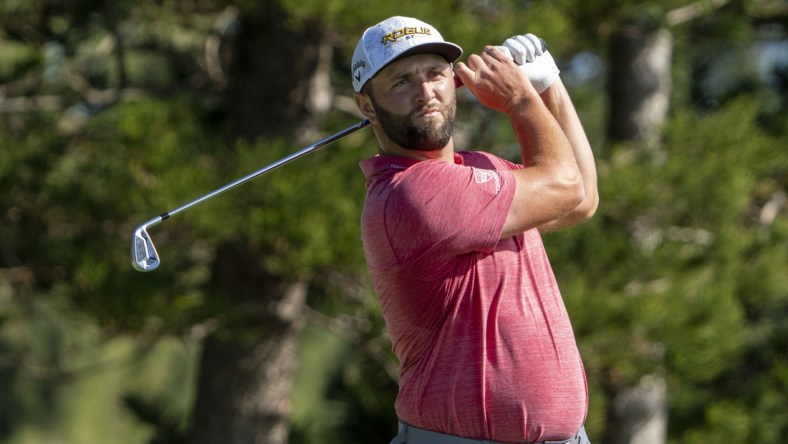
left=473, top=169, right=502, bottom=195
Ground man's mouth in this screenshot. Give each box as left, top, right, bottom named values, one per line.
left=413, top=107, right=441, bottom=119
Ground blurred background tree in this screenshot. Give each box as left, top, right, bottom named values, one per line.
left=0, top=0, right=786, bottom=443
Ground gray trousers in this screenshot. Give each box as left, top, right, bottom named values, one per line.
left=390, top=420, right=591, bottom=444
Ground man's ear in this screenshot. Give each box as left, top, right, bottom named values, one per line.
left=354, top=93, right=377, bottom=123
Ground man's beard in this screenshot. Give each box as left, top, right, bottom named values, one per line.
left=370, top=95, right=456, bottom=152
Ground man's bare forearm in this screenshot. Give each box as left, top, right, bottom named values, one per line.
left=537, top=78, right=598, bottom=232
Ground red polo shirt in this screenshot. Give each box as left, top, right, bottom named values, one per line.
left=360, top=151, right=587, bottom=443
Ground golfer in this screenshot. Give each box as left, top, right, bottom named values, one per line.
left=352, top=16, right=598, bottom=444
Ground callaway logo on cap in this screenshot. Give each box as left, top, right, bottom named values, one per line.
left=351, top=16, right=463, bottom=92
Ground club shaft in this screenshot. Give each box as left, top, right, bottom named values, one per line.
left=159, top=119, right=370, bottom=221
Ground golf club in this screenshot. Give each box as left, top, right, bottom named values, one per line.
left=131, top=42, right=544, bottom=272
left=131, top=119, right=371, bottom=272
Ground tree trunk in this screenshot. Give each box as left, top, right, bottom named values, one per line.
left=187, top=243, right=307, bottom=444
left=187, top=285, right=306, bottom=444
left=225, top=4, right=332, bottom=142
left=186, top=4, right=328, bottom=442
left=607, top=27, right=673, bottom=147
left=605, top=24, right=672, bottom=444
left=607, top=375, right=668, bottom=444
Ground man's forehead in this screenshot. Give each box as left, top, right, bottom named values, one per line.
left=377, top=53, right=452, bottom=79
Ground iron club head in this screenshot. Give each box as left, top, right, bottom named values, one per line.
left=131, top=217, right=163, bottom=272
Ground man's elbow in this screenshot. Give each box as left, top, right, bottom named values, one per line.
left=562, top=174, right=598, bottom=223
left=571, top=184, right=599, bottom=223
left=561, top=170, right=586, bottom=214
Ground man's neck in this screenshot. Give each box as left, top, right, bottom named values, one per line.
left=377, top=138, right=456, bottom=163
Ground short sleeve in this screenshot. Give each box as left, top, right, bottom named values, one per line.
left=383, top=160, right=516, bottom=265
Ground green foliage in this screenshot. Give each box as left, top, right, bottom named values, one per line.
left=290, top=323, right=397, bottom=444
left=0, top=40, right=40, bottom=80
left=1, top=1, right=786, bottom=443
left=544, top=96, right=787, bottom=442
left=0, top=94, right=369, bottom=332
left=0, top=291, right=198, bottom=444
left=208, top=128, right=369, bottom=278
left=291, top=284, right=398, bottom=444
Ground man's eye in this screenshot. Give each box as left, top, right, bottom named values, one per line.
left=431, top=68, right=450, bottom=78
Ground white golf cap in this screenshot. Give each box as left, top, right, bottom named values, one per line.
left=351, top=16, right=463, bottom=92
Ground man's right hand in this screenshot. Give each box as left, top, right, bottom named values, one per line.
left=454, top=46, right=538, bottom=115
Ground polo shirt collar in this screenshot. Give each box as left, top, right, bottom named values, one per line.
left=360, top=153, right=465, bottom=179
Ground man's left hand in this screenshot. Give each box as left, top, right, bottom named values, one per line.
left=502, top=34, right=559, bottom=94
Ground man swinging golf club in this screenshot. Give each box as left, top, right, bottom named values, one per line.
left=352, top=16, right=598, bottom=444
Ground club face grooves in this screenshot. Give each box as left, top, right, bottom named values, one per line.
left=131, top=227, right=160, bottom=271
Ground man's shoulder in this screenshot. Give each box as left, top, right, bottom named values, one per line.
left=458, top=151, right=519, bottom=170
left=360, top=155, right=421, bottom=180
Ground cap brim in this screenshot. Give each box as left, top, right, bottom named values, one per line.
left=388, top=42, right=463, bottom=68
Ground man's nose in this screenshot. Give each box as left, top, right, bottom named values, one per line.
left=415, top=80, right=436, bottom=103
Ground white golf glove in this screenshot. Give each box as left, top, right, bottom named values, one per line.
left=499, top=34, right=559, bottom=93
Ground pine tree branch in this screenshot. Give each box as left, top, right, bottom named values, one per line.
left=667, top=0, right=732, bottom=26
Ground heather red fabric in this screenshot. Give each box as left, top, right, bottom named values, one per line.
left=360, top=152, right=587, bottom=443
